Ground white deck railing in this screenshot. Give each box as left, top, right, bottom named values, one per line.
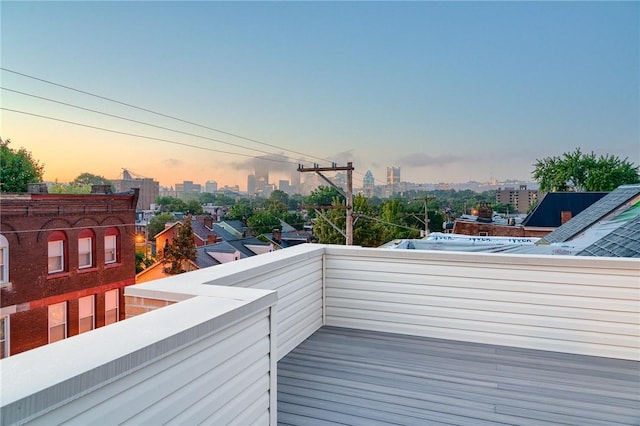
left=1, top=244, right=638, bottom=425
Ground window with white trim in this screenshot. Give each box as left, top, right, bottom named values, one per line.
left=105, top=235, right=117, bottom=264
left=0, top=235, right=8, bottom=284
left=105, top=289, right=119, bottom=325
left=48, top=302, right=67, bottom=343
left=0, top=316, right=8, bottom=358
left=78, top=295, right=95, bottom=333
left=78, top=237, right=93, bottom=269
left=48, top=240, right=65, bottom=273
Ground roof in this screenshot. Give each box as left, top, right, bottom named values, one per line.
left=577, top=214, right=640, bottom=258
left=539, top=184, right=640, bottom=244
left=225, top=238, right=272, bottom=257
left=190, top=219, right=217, bottom=242
left=279, top=326, right=640, bottom=425
left=212, top=222, right=244, bottom=241
left=521, top=191, right=607, bottom=227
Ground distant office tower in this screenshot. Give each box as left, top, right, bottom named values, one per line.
left=387, top=166, right=401, bottom=185
left=174, top=181, right=202, bottom=201
left=247, top=175, right=257, bottom=197
left=279, top=180, right=292, bottom=194
left=291, top=169, right=301, bottom=194
left=205, top=180, right=218, bottom=193
left=363, top=170, right=375, bottom=197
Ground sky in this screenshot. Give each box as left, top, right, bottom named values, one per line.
left=1, top=1, right=638, bottom=191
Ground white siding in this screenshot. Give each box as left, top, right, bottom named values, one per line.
left=208, top=244, right=324, bottom=360
left=1, top=289, right=277, bottom=426
left=324, top=247, right=640, bottom=360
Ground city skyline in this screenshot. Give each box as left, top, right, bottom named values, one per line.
left=2, top=2, right=638, bottom=191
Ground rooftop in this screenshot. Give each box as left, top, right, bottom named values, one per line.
left=2, top=244, right=638, bottom=425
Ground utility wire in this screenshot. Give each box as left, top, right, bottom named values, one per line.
left=1, top=107, right=296, bottom=165
left=1, top=67, right=333, bottom=167
left=3, top=67, right=395, bottom=186
left=1, top=87, right=295, bottom=161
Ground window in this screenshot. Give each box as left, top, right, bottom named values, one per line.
left=105, top=289, right=119, bottom=325
left=48, top=302, right=67, bottom=343
left=105, top=235, right=117, bottom=264
left=78, top=295, right=94, bottom=333
left=48, top=241, right=64, bottom=273
left=0, top=316, right=8, bottom=358
left=78, top=236, right=93, bottom=269
left=0, top=235, right=8, bottom=284
left=48, top=231, right=66, bottom=274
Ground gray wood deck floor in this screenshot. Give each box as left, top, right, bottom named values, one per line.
left=277, top=326, right=640, bottom=426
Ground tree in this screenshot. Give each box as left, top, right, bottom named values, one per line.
left=72, top=172, right=112, bottom=187
left=148, top=212, right=177, bottom=238
left=533, top=148, right=639, bottom=192
left=225, top=199, right=253, bottom=221
left=185, top=199, right=204, bottom=215
left=0, top=138, right=44, bottom=192
left=247, top=211, right=282, bottom=235
left=162, top=216, right=197, bottom=274
left=155, top=196, right=188, bottom=213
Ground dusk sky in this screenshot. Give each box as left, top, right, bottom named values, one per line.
left=2, top=1, right=638, bottom=190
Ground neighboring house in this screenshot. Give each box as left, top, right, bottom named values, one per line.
left=452, top=192, right=606, bottom=238
left=136, top=238, right=274, bottom=284
left=521, top=191, right=608, bottom=229
left=0, top=185, right=139, bottom=357
left=154, top=217, right=218, bottom=257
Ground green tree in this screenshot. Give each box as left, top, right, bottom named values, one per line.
left=72, top=172, right=113, bottom=187
left=185, top=199, right=204, bottom=215
left=162, top=216, right=197, bottom=274
left=148, top=212, right=177, bottom=238
left=225, top=199, right=253, bottom=221
left=49, top=181, right=91, bottom=194
left=303, top=186, right=344, bottom=219
left=155, top=196, right=188, bottom=213
left=533, top=148, right=639, bottom=192
left=0, top=138, right=44, bottom=192
left=247, top=211, right=282, bottom=235
left=313, top=195, right=387, bottom=247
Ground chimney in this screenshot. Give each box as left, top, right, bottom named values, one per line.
left=27, top=183, right=48, bottom=194
left=561, top=211, right=572, bottom=224
left=272, top=229, right=282, bottom=243
left=91, top=184, right=113, bottom=194
left=203, top=216, right=214, bottom=229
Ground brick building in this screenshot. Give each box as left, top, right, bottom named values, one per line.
left=0, top=186, right=139, bottom=357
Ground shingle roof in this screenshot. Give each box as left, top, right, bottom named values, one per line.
left=539, top=184, right=640, bottom=244
left=576, top=215, right=640, bottom=258
left=522, top=191, right=607, bottom=227
left=190, top=219, right=217, bottom=242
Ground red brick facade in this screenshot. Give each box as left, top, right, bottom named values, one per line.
left=0, top=189, right=138, bottom=356
left=452, top=221, right=551, bottom=238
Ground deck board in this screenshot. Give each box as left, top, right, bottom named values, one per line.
left=277, top=326, right=640, bottom=425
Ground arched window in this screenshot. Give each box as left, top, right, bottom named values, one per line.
left=48, top=231, right=67, bottom=274
left=0, top=235, right=8, bottom=284
left=104, top=228, right=119, bottom=264
left=78, top=229, right=95, bottom=269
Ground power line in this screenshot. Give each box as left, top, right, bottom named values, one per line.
left=1, top=67, right=333, bottom=167
left=1, top=107, right=296, bottom=165
left=1, top=87, right=295, bottom=160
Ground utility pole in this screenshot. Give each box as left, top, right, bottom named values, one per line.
left=298, top=162, right=354, bottom=245
left=413, top=196, right=434, bottom=237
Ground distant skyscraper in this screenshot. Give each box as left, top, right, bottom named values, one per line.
left=205, top=180, right=218, bottom=193
left=247, top=174, right=256, bottom=197
left=363, top=170, right=375, bottom=197
left=386, top=166, right=400, bottom=185
left=291, top=169, right=301, bottom=194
